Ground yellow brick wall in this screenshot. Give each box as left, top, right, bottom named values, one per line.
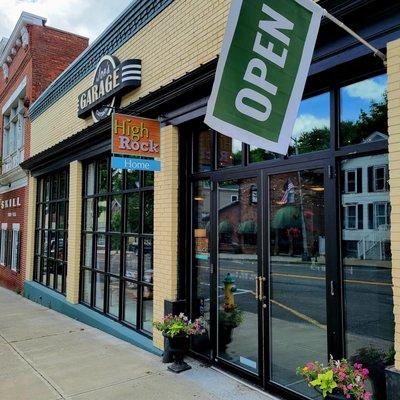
left=153, top=125, right=179, bottom=349
left=388, top=38, right=400, bottom=370
left=25, top=175, right=37, bottom=281
left=30, top=0, right=229, bottom=157
left=66, top=161, right=83, bottom=303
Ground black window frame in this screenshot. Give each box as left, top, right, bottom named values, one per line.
left=79, top=154, right=154, bottom=337
left=33, top=168, right=69, bottom=294
left=182, top=68, right=392, bottom=398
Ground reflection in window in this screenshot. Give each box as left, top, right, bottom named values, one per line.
left=340, top=74, right=388, bottom=146
left=341, top=154, right=393, bottom=398
left=217, top=133, right=242, bottom=168
left=34, top=169, right=69, bottom=294
left=191, top=180, right=211, bottom=356
left=81, top=156, right=154, bottom=336
left=269, top=169, right=326, bottom=397
left=217, top=178, right=259, bottom=374
left=289, top=92, right=330, bottom=155
left=249, top=145, right=280, bottom=163
left=193, top=130, right=212, bottom=172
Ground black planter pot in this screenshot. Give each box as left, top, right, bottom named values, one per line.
left=163, top=333, right=191, bottom=373
left=218, top=322, right=236, bottom=353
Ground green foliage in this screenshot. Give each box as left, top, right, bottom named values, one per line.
left=249, top=148, right=279, bottom=163
left=219, top=306, right=244, bottom=327
left=294, top=127, right=330, bottom=154
left=153, top=313, right=206, bottom=338
left=340, top=92, right=388, bottom=146
left=310, top=370, right=337, bottom=398
left=289, top=92, right=388, bottom=154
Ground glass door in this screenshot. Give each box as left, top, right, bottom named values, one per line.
left=266, top=167, right=329, bottom=398
left=215, top=176, right=262, bottom=377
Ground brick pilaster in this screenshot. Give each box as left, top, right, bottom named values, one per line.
left=66, top=161, right=83, bottom=304
left=153, top=125, right=179, bottom=349
left=388, top=38, right=400, bottom=370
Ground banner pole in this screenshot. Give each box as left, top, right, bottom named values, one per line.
left=321, top=9, right=387, bottom=65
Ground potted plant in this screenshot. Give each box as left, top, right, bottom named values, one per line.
left=350, top=346, right=395, bottom=400
left=153, top=313, right=205, bottom=373
left=218, top=303, right=243, bottom=352
left=297, top=358, right=372, bottom=400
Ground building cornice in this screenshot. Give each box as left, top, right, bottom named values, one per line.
left=28, top=0, right=174, bottom=122
left=0, top=12, right=46, bottom=80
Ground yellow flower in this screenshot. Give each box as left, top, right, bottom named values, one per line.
left=303, top=367, right=309, bottom=372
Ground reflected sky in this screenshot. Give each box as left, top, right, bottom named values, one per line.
left=292, top=92, right=330, bottom=140
left=341, top=74, right=387, bottom=122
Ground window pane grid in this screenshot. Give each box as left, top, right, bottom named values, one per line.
left=80, top=156, right=153, bottom=336
left=33, top=168, right=69, bottom=295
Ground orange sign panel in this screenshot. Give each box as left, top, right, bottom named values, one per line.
left=112, top=113, right=160, bottom=157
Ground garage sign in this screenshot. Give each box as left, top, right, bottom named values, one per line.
left=205, top=0, right=323, bottom=155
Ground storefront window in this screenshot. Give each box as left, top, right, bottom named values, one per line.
left=340, top=74, right=388, bottom=146
left=193, top=130, right=212, bottom=172
left=33, top=169, right=69, bottom=294
left=80, top=156, right=154, bottom=335
left=341, top=154, right=394, bottom=364
left=191, top=180, right=211, bottom=356
left=289, top=92, right=330, bottom=155
left=217, top=133, right=242, bottom=168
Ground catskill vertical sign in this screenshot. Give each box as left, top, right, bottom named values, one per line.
left=205, top=0, right=324, bottom=155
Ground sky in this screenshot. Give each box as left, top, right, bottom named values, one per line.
left=0, top=0, right=133, bottom=43
left=293, top=74, right=387, bottom=139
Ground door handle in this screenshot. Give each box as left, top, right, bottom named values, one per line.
left=258, top=276, right=266, bottom=301
left=255, top=276, right=259, bottom=299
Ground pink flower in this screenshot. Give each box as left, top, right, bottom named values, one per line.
left=361, top=368, right=369, bottom=378
left=339, top=372, right=347, bottom=381
left=363, top=392, right=372, bottom=400
left=346, top=395, right=351, bottom=399
left=347, top=384, right=353, bottom=390
left=305, top=362, right=316, bottom=371
left=354, top=363, right=362, bottom=369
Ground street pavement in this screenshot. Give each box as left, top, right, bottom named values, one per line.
left=0, top=287, right=277, bottom=400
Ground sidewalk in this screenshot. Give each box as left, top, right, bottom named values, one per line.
left=0, top=287, right=276, bottom=400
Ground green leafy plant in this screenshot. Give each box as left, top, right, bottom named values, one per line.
left=297, top=357, right=372, bottom=400
left=218, top=303, right=244, bottom=327
left=153, top=313, right=206, bottom=338
left=310, top=370, right=337, bottom=398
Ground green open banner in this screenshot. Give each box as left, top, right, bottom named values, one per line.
left=205, top=0, right=324, bottom=155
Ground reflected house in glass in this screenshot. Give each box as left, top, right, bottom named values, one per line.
left=18, top=1, right=400, bottom=400
left=341, top=149, right=391, bottom=261
left=218, top=180, right=257, bottom=254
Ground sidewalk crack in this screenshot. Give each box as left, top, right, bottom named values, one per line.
left=0, top=331, right=66, bottom=399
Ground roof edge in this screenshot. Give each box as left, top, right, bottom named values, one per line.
left=29, top=0, right=175, bottom=121
left=0, top=12, right=46, bottom=66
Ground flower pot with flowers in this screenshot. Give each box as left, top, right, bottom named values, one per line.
left=218, top=303, right=244, bottom=353
left=153, top=313, right=206, bottom=373
left=297, top=358, right=372, bottom=400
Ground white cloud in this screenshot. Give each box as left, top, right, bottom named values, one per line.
left=344, top=78, right=386, bottom=102
left=0, top=0, right=133, bottom=43
left=293, top=114, right=329, bottom=138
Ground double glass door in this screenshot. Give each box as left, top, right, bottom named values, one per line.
left=191, top=164, right=338, bottom=398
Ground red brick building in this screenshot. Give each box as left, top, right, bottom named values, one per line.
left=0, top=12, right=88, bottom=291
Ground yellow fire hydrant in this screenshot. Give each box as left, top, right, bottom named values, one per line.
left=223, top=273, right=237, bottom=307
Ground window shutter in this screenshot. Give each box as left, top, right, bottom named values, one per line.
left=358, top=204, right=363, bottom=229
left=368, top=204, right=374, bottom=229
left=357, top=168, right=363, bottom=193
left=368, top=167, right=374, bottom=192
left=387, top=203, right=391, bottom=226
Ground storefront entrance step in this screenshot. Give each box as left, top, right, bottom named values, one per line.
left=23, top=281, right=161, bottom=357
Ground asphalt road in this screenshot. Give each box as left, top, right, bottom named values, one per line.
left=195, top=256, right=394, bottom=344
